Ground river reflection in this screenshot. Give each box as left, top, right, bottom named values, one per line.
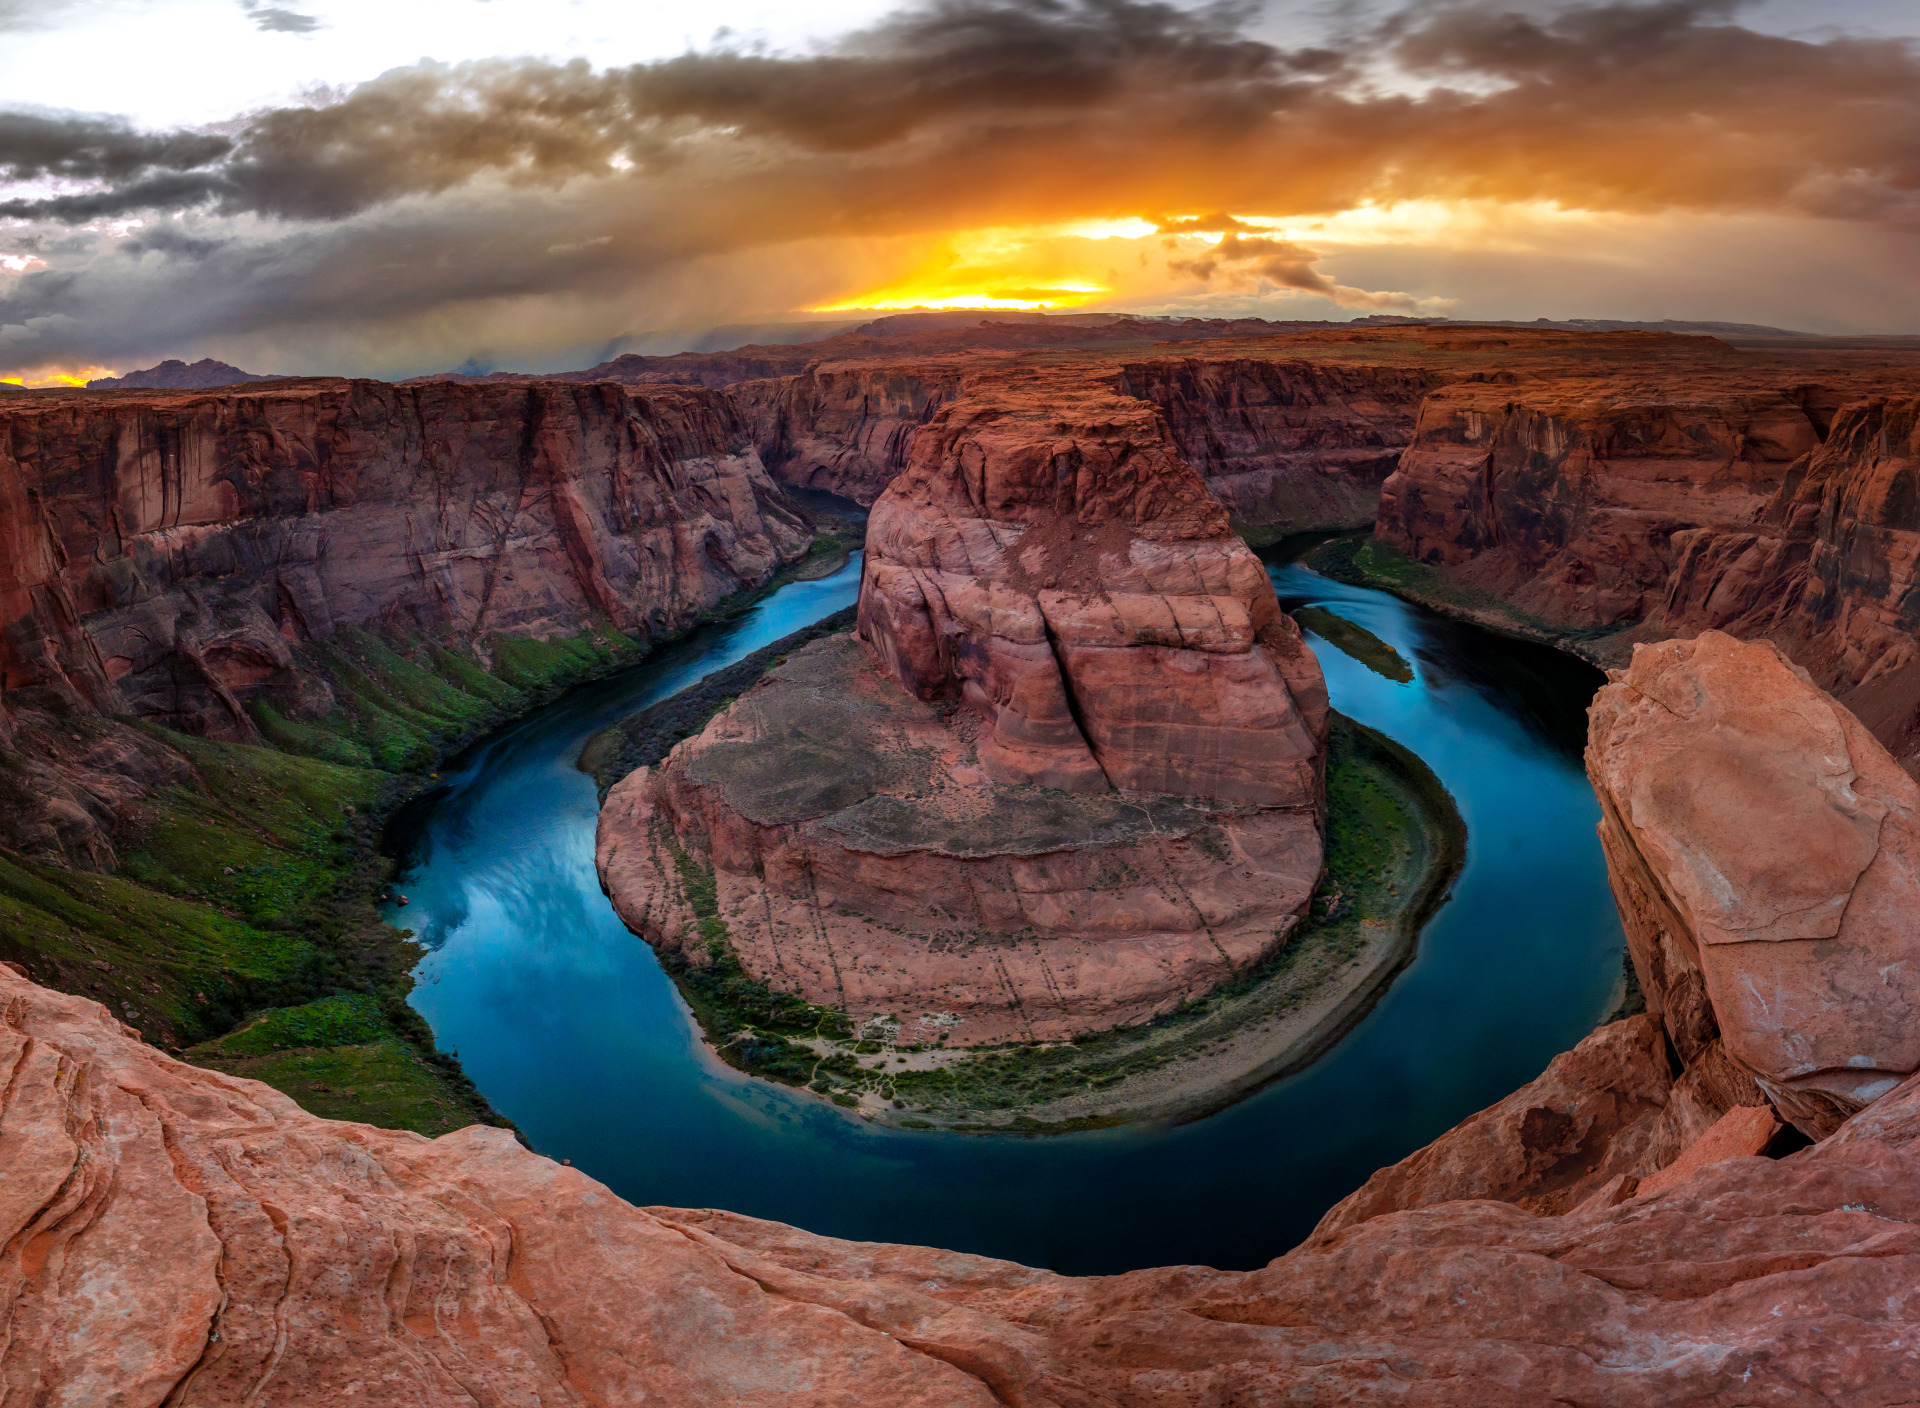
left=387, top=546, right=1623, bottom=1274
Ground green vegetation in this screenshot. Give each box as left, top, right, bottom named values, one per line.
left=647, top=712, right=1467, bottom=1131
left=1294, top=606, right=1415, bottom=683
left=194, top=992, right=390, bottom=1054
left=1306, top=536, right=1627, bottom=658
left=0, top=612, right=697, bottom=1139
left=0, top=850, right=317, bottom=1043
left=258, top=624, right=645, bottom=771
left=186, top=992, right=477, bottom=1137
left=654, top=842, right=853, bottom=1088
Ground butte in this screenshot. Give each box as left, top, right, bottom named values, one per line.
left=597, top=369, right=1332, bottom=1046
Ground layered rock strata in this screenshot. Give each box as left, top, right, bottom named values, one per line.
left=1118, top=357, right=1445, bottom=529
left=729, top=365, right=962, bottom=505
left=0, top=379, right=807, bottom=740
left=11, top=963, right=1920, bottom=1406
left=599, top=371, right=1330, bottom=1044
left=1376, top=377, right=1920, bottom=760
left=1587, top=630, right=1920, bottom=1138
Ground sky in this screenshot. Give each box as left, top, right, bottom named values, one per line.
left=1, top=0, right=1917, bottom=383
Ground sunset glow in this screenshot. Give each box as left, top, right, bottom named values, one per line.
left=0, top=0, right=1912, bottom=374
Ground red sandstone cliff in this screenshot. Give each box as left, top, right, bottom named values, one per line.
left=8, top=956, right=1920, bottom=1404
left=727, top=365, right=962, bottom=504
left=0, top=380, right=805, bottom=732
left=1375, top=374, right=1920, bottom=760
left=1118, top=357, right=1445, bottom=529
left=722, top=327, right=1716, bottom=523
left=0, top=378, right=808, bottom=866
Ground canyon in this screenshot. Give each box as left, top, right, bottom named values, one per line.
left=9, top=319, right=1920, bottom=1399
left=597, top=367, right=1334, bottom=1047
left=1374, top=365, right=1920, bottom=766
left=0, top=377, right=808, bottom=868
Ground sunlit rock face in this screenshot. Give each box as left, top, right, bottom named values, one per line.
left=0, top=379, right=808, bottom=739
left=1587, top=630, right=1920, bottom=1138
left=11, top=960, right=1920, bottom=1406
left=598, top=367, right=1330, bottom=1046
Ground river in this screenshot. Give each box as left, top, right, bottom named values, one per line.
left=385, top=546, right=1623, bottom=1275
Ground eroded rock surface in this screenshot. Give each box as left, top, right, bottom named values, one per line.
left=598, top=368, right=1330, bottom=1044
left=1119, top=357, right=1444, bottom=529
left=11, top=964, right=1920, bottom=1406
left=1376, top=376, right=1920, bottom=766
left=1588, top=631, right=1920, bottom=1137
left=0, top=379, right=806, bottom=739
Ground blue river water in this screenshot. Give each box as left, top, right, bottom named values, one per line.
left=386, top=546, right=1623, bottom=1275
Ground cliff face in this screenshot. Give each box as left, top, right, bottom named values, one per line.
left=0, top=379, right=808, bottom=739
left=1119, top=357, right=1446, bottom=529
left=1587, top=631, right=1920, bottom=1139
left=730, top=356, right=1442, bottom=525
left=1376, top=378, right=1840, bottom=629
left=598, top=367, right=1330, bottom=1045
left=728, top=365, right=962, bottom=505
left=1375, top=377, right=1920, bottom=759
left=0, top=378, right=808, bottom=871
left=10, top=959, right=1920, bottom=1405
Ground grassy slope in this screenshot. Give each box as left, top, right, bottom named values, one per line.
left=0, top=618, right=686, bottom=1138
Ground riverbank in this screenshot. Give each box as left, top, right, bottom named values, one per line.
left=592, top=654, right=1466, bottom=1131
left=578, top=605, right=858, bottom=797
left=0, top=511, right=856, bottom=1143
left=1303, top=535, right=1640, bottom=670
left=858, top=715, right=1466, bottom=1131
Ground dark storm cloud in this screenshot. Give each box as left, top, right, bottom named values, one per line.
left=3, top=0, right=1919, bottom=372
left=0, top=111, right=231, bottom=186
left=4, top=0, right=1915, bottom=226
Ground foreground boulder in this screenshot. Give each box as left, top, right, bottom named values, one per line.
left=1587, top=630, right=1920, bottom=1138
left=8, top=965, right=1920, bottom=1405
left=598, top=368, right=1330, bottom=1044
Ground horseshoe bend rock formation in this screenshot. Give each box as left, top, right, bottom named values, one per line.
left=11, top=962, right=1920, bottom=1406
left=597, top=372, right=1331, bottom=1044
left=1588, top=630, right=1920, bottom=1139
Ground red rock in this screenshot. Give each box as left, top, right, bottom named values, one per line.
left=1635, top=1104, right=1780, bottom=1198
left=1119, top=356, right=1445, bottom=529
left=0, top=378, right=808, bottom=739
left=11, top=961, right=1920, bottom=1406
left=1308, top=1013, right=1677, bottom=1241
left=858, top=367, right=1326, bottom=804
left=597, top=365, right=1330, bottom=1045
left=729, top=365, right=962, bottom=505
left=1374, top=375, right=1920, bottom=771
left=1588, top=630, right=1920, bottom=1136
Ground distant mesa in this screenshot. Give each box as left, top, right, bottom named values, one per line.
left=86, top=358, right=284, bottom=390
